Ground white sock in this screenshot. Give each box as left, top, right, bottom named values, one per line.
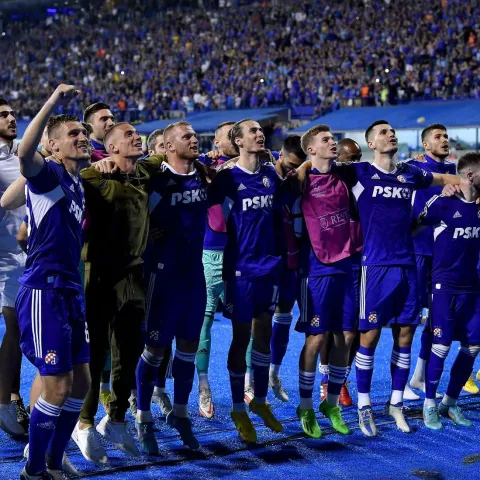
left=424, top=398, right=436, bottom=408
left=269, top=364, right=280, bottom=378
left=412, top=358, right=426, bottom=383
left=154, top=386, right=165, bottom=395
left=358, top=392, right=371, bottom=409
left=173, top=404, right=188, bottom=418
left=441, top=394, right=456, bottom=407
left=245, top=372, right=252, bottom=386
left=232, top=402, right=246, bottom=412
left=390, top=389, right=403, bottom=406
left=318, top=364, right=329, bottom=376
left=198, top=372, right=210, bottom=390
left=299, top=397, right=313, bottom=409
left=137, top=409, right=153, bottom=423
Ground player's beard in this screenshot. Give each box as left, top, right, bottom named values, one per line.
left=432, top=148, right=449, bottom=160
left=0, top=127, right=17, bottom=141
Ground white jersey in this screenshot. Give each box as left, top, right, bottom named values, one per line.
left=0, top=140, right=26, bottom=254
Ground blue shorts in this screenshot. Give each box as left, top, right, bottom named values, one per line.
left=16, top=286, right=89, bottom=376
left=295, top=275, right=356, bottom=335
left=359, top=265, right=419, bottom=330
left=144, top=266, right=206, bottom=347
left=351, top=262, right=361, bottom=314
left=278, top=268, right=298, bottom=307
left=416, top=254, right=432, bottom=310
left=430, top=292, right=480, bottom=345
left=224, top=274, right=279, bottom=323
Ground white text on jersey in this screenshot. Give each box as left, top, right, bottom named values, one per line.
left=453, top=227, right=480, bottom=239
left=242, top=195, right=273, bottom=211
left=171, top=188, right=207, bottom=205
left=372, top=186, right=411, bottom=200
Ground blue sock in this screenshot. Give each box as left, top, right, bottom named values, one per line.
left=155, top=372, right=166, bottom=389
left=270, top=312, right=293, bottom=366
left=327, top=365, right=347, bottom=406
left=355, top=345, right=375, bottom=409
left=299, top=370, right=315, bottom=409
left=389, top=345, right=411, bottom=405
left=445, top=346, right=479, bottom=401
left=251, top=349, right=270, bottom=401
left=136, top=349, right=163, bottom=413
left=419, top=325, right=433, bottom=361
left=47, top=397, right=83, bottom=469
left=228, top=367, right=246, bottom=407
left=28, top=397, right=61, bottom=475
left=425, top=344, right=450, bottom=400
left=172, top=350, right=196, bottom=414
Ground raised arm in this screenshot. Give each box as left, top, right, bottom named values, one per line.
left=18, top=84, right=80, bottom=177
left=0, top=176, right=26, bottom=210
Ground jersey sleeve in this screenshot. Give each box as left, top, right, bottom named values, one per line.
left=415, top=195, right=443, bottom=227
left=197, top=153, right=213, bottom=167
left=409, top=164, right=434, bottom=190
left=141, top=154, right=167, bottom=175
left=333, top=162, right=359, bottom=188
left=25, top=160, right=60, bottom=194
left=80, top=167, right=116, bottom=202
left=207, top=169, right=229, bottom=207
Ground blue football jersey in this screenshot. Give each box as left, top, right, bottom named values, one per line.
left=209, top=161, right=283, bottom=280
left=144, top=162, right=208, bottom=273
left=20, top=160, right=84, bottom=291
left=336, top=161, right=433, bottom=266
left=416, top=194, right=480, bottom=293
left=408, top=155, right=456, bottom=256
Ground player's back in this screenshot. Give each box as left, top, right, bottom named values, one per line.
left=408, top=156, right=456, bottom=255
left=146, top=162, right=208, bottom=272
left=426, top=194, right=480, bottom=293
left=211, top=162, right=283, bottom=280
left=350, top=161, right=432, bottom=266
left=20, top=160, right=84, bottom=292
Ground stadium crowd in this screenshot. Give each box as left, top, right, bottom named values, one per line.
left=1, top=0, right=480, bottom=121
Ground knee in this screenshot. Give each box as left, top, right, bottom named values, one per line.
left=305, top=334, right=324, bottom=355
left=145, top=345, right=164, bottom=357
left=460, top=344, right=480, bottom=358
left=343, top=331, right=356, bottom=348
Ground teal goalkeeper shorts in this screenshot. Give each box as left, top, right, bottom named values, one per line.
left=203, top=249, right=224, bottom=316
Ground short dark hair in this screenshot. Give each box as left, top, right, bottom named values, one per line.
left=47, top=114, right=81, bottom=139
left=421, top=123, right=447, bottom=143
left=83, top=102, right=111, bottom=123
left=300, top=124, right=331, bottom=154
left=282, top=135, right=307, bottom=161
left=457, top=152, right=480, bottom=175
left=228, top=119, right=254, bottom=152
left=215, top=121, right=235, bottom=137
left=147, top=129, right=165, bottom=151
left=103, top=122, right=132, bottom=153
left=82, top=122, right=93, bottom=136
left=0, top=98, right=9, bottom=108
left=365, top=119, right=390, bottom=142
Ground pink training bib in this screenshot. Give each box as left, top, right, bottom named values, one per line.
left=302, top=172, right=353, bottom=264
left=207, top=204, right=227, bottom=233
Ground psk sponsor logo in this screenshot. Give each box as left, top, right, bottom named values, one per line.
left=397, top=175, right=406, bottom=183
left=311, top=315, right=320, bottom=328
left=150, top=331, right=159, bottom=341
left=433, top=327, right=442, bottom=338
left=45, top=351, right=57, bottom=365
left=262, top=176, right=271, bottom=188
left=368, top=312, right=377, bottom=324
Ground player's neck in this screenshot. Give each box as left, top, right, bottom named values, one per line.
left=426, top=152, right=446, bottom=163
left=113, top=156, right=138, bottom=174
left=460, top=181, right=479, bottom=203
left=62, top=158, right=83, bottom=177
left=237, top=152, right=260, bottom=173
left=311, top=156, right=333, bottom=173
left=0, top=136, right=13, bottom=150
left=374, top=153, right=397, bottom=172
left=91, top=135, right=104, bottom=146
left=167, top=157, right=194, bottom=174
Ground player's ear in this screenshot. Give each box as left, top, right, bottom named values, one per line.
left=213, top=138, right=220, bottom=148
left=367, top=139, right=375, bottom=151
left=48, top=137, right=58, bottom=153
left=307, top=145, right=314, bottom=156
left=235, top=136, right=242, bottom=149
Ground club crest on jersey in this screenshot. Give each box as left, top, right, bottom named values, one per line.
left=397, top=175, right=406, bottom=183
left=311, top=315, right=320, bottom=328
left=262, top=176, right=271, bottom=188
left=433, top=327, right=442, bottom=338
left=368, top=312, right=377, bottom=323
left=45, top=351, right=58, bottom=365
left=477, top=209, right=480, bottom=218
left=150, top=331, right=159, bottom=341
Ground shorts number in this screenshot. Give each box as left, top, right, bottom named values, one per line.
left=85, top=323, right=90, bottom=344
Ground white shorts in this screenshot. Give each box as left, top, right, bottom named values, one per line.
left=0, top=251, right=25, bottom=309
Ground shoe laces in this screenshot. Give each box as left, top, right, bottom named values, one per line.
left=200, top=389, right=212, bottom=408
left=425, top=405, right=439, bottom=421
left=160, top=393, right=172, bottom=409
left=360, top=408, right=373, bottom=422
left=12, top=399, right=29, bottom=421
left=85, top=428, right=105, bottom=453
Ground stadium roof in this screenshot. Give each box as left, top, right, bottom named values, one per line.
left=135, top=107, right=289, bottom=135
left=290, top=100, right=480, bottom=133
